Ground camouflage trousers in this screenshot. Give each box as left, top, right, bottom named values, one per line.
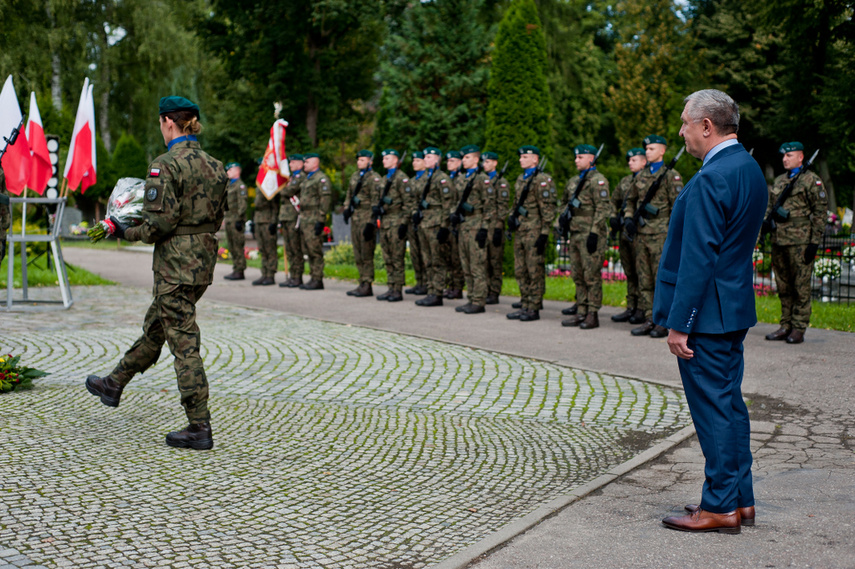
left=444, top=232, right=465, bottom=291
left=224, top=218, right=246, bottom=271
left=635, top=232, right=667, bottom=319
left=619, top=234, right=639, bottom=308
left=380, top=222, right=406, bottom=291
left=419, top=225, right=448, bottom=296
left=486, top=229, right=505, bottom=298
left=460, top=225, right=488, bottom=306
left=513, top=230, right=546, bottom=311
left=408, top=223, right=426, bottom=287
left=300, top=218, right=325, bottom=282
left=254, top=217, right=279, bottom=278
left=109, top=284, right=211, bottom=424
left=351, top=215, right=376, bottom=285
left=281, top=218, right=304, bottom=281
left=772, top=243, right=814, bottom=331
left=568, top=231, right=605, bottom=314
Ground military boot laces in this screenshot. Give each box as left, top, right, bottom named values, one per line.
left=166, top=422, right=214, bottom=450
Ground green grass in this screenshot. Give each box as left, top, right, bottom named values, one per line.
left=1, top=244, right=115, bottom=287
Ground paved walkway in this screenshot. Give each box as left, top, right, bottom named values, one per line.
left=1, top=246, right=853, bottom=568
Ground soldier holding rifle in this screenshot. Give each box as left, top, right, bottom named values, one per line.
left=609, top=148, right=647, bottom=324
left=343, top=150, right=383, bottom=297
left=482, top=152, right=510, bottom=305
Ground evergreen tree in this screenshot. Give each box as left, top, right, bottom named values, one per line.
left=111, top=133, right=149, bottom=179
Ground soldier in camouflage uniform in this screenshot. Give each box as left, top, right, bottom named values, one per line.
left=451, top=145, right=494, bottom=314
left=375, top=149, right=411, bottom=302
left=623, top=134, right=684, bottom=338
left=763, top=141, right=828, bottom=345
left=482, top=152, right=509, bottom=304
left=278, top=154, right=305, bottom=288
left=609, top=148, right=647, bottom=324
left=444, top=150, right=465, bottom=299
left=0, top=169, right=9, bottom=267
left=343, top=150, right=382, bottom=297
left=404, top=151, right=428, bottom=296
left=222, top=162, right=247, bottom=280
left=507, top=145, right=557, bottom=322
left=282, top=152, right=330, bottom=290
left=252, top=173, right=281, bottom=286
left=414, top=147, right=456, bottom=307
left=560, top=144, right=610, bottom=329
left=85, top=96, right=227, bottom=450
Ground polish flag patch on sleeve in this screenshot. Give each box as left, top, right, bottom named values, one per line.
left=150, top=168, right=161, bottom=177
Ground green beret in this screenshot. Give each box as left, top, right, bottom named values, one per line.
left=643, top=134, right=667, bottom=147
left=482, top=151, right=498, bottom=161
left=225, top=162, right=241, bottom=169
left=779, top=141, right=804, bottom=154
left=424, top=146, right=441, bottom=156
left=303, top=152, right=320, bottom=159
left=158, top=96, right=199, bottom=117
left=625, top=148, right=645, bottom=160
left=460, top=144, right=480, bottom=156
left=446, top=150, right=462, bottom=160
left=412, top=151, right=425, bottom=159
left=518, top=145, right=541, bottom=156
left=574, top=144, right=598, bottom=156
left=356, top=150, right=373, bottom=158
left=381, top=148, right=400, bottom=158
left=288, top=154, right=304, bottom=161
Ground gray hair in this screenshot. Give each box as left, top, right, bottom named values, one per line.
left=684, top=89, right=739, bottom=135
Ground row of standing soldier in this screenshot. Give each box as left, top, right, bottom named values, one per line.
left=217, top=136, right=827, bottom=340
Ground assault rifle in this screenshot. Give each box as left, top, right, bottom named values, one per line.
left=761, top=148, right=820, bottom=239
left=491, top=160, right=509, bottom=191
left=449, top=165, right=482, bottom=235
left=557, top=143, right=604, bottom=238
left=0, top=118, right=24, bottom=206
left=625, top=146, right=685, bottom=242
left=507, top=157, right=549, bottom=238
left=372, top=150, right=408, bottom=225
left=411, top=168, right=434, bottom=229
left=342, top=169, right=368, bottom=224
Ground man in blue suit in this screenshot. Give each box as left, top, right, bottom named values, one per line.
left=654, top=89, right=767, bottom=534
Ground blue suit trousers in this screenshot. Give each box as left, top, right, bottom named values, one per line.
left=678, top=329, right=754, bottom=513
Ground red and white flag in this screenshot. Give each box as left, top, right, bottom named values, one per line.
left=256, top=119, right=290, bottom=200
left=26, top=92, right=51, bottom=195
left=63, top=78, right=97, bottom=193
left=0, top=75, right=31, bottom=196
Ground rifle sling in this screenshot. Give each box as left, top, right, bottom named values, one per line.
left=418, top=170, right=435, bottom=210
left=635, top=168, right=670, bottom=219
left=455, top=172, right=479, bottom=217
left=349, top=172, right=367, bottom=208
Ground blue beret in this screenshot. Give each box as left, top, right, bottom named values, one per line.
left=159, top=96, right=199, bottom=117
left=779, top=141, right=804, bottom=153
left=643, top=134, right=667, bottom=146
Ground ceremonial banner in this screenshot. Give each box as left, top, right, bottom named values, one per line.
left=26, top=92, right=51, bottom=195
left=0, top=75, right=31, bottom=195
left=64, top=78, right=97, bottom=193
left=255, top=119, right=290, bottom=200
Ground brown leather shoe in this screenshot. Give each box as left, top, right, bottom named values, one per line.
left=165, top=422, right=213, bottom=450
left=765, top=327, right=791, bottom=341
left=579, top=312, right=599, bottom=330
left=611, top=307, right=634, bottom=322
left=223, top=270, right=245, bottom=281
left=786, top=329, right=805, bottom=344
left=685, top=504, right=754, bottom=527
left=631, top=319, right=655, bottom=336
left=662, top=508, right=741, bottom=534
left=650, top=324, right=669, bottom=338
left=85, top=375, right=124, bottom=407
left=628, top=308, right=646, bottom=324
left=561, top=314, right=585, bottom=327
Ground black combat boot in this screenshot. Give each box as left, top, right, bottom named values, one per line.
left=387, top=290, right=404, bottom=302
left=485, top=295, right=499, bottom=305
left=765, top=327, right=790, bottom=341
left=611, top=307, right=635, bottom=322
left=417, top=294, right=443, bottom=307
left=223, top=270, right=245, bottom=281
left=412, top=284, right=428, bottom=295
left=165, top=422, right=213, bottom=450
left=455, top=302, right=473, bottom=313
left=511, top=301, right=523, bottom=309
left=376, top=289, right=393, bottom=301
left=629, top=308, right=646, bottom=324
left=85, top=375, right=124, bottom=408
left=507, top=309, right=524, bottom=320
left=786, top=330, right=805, bottom=344
left=650, top=324, right=668, bottom=338
left=561, top=314, right=585, bottom=327
left=519, top=309, right=540, bottom=322
left=252, top=276, right=275, bottom=286
left=462, top=303, right=485, bottom=314
left=300, top=279, right=324, bottom=290
left=446, top=289, right=463, bottom=300
left=348, top=283, right=373, bottom=297
left=561, top=304, right=578, bottom=316
left=631, top=320, right=655, bottom=336
left=579, top=312, right=600, bottom=330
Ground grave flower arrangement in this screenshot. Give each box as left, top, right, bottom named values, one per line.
left=0, top=353, right=49, bottom=393
left=87, top=177, right=146, bottom=242
left=813, top=258, right=841, bottom=279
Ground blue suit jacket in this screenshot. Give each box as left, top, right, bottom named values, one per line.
left=653, top=143, right=767, bottom=334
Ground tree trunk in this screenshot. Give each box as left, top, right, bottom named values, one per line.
left=46, top=3, right=62, bottom=111
left=818, top=158, right=836, bottom=213
left=306, top=93, right=318, bottom=148
left=99, top=18, right=111, bottom=151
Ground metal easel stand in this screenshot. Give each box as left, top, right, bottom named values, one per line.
left=5, top=196, right=73, bottom=310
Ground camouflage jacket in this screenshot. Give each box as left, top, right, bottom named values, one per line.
left=454, top=170, right=496, bottom=228
left=611, top=173, right=635, bottom=219
left=562, top=168, right=610, bottom=236
left=418, top=168, right=455, bottom=229
left=345, top=168, right=383, bottom=222
left=489, top=174, right=511, bottom=231
left=0, top=169, right=10, bottom=235
left=278, top=172, right=304, bottom=223
left=510, top=170, right=558, bottom=235
left=123, top=138, right=228, bottom=293
left=767, top=169, right=827, bottom=246
left=284, top=169, right=331, bottom=225
left=253, top=186, right=280, bottom=224
left=623, top=164, right=684, bottom=235
left=377, top=168, right=411, bottom=228
left=224, top=177, right=248, bottom=222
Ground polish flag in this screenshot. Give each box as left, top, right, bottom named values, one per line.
left=26, top=92, right=52, bottom=195
left=256, top=119, right=290, bottom=200
left=0, top=75, right=31, bottom=196
left=63, top=78, right=97, bottom=193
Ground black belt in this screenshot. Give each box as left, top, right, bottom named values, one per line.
left=174, top=223, right=216, bottom=235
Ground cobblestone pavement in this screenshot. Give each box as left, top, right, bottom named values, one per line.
left=1, top=287, right=691, bottom=569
